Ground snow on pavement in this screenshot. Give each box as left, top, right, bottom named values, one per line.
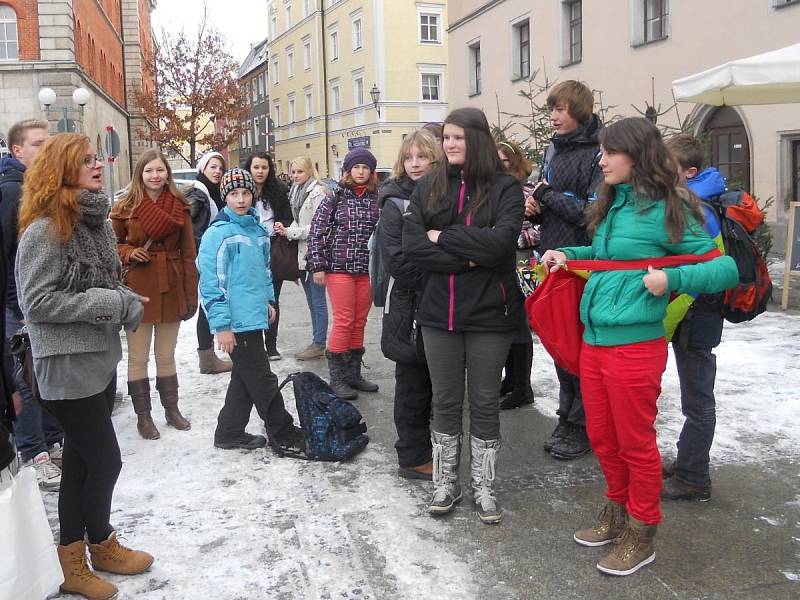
left=44, top=308, right=800, bottom=599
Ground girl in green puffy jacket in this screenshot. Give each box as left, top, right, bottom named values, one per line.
left=542, top=118, right=738, bottom=577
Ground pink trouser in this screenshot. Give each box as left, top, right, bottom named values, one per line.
left=579, top=338, right=668, bottom=525
left=325, top=273, right=372, bottom=353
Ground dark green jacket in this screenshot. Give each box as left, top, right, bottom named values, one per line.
left=561, top=184, right=738, bottom=347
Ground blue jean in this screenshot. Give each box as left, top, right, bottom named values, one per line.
left=5, top=309, right=63, bottom=462
left=301, top=271, right=328, bottom=347
left=671, top=310, right=723, bottom=486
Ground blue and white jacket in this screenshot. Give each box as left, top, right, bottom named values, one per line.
left=197, top=206, right=275, bottom=334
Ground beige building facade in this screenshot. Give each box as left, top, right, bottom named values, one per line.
left=448, top=0, right=800, bottom=252
left=267, top=0, right=447, bottom=179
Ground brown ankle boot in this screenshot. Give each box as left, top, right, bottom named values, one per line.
left=198, top=348, right=233, bottom=374
left=88, top=531, right=154, bottom=575
left=57, top=540, right=118, bottom=600
left=574, top=500, right=628, bottom=547
left=596, top=517, right=657, bottom=576
left=156, top=374, right=190, bottom=430
left=128, top=379, right=160, bottom=440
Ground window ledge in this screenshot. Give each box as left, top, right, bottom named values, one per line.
left=468, top=91, right=482, bottom=98
left=510, top=75, right=530, bottom=84
left=631, top=35, right=669, bottom=49
left=774, top=0, right=800, bottom=9
left=560, top=59, right=582, bottom=68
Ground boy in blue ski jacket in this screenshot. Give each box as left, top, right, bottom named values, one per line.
left=662, top=134, right=727, bottom=501
left=197, top=168, right=303, bottom=451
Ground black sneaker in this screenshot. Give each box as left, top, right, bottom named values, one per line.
left=273, top=425, right=306, bottom=454
left=267, top=350, right=282, bottom=361
left=214, top=433, right=268, bottom=450
left=550, top=424, right=591, bottom=460
left=500, top=377, right=514, bottom=397
left=543, top=421, right=570, bottom=453
left=661, top=476, right=711, bottom=502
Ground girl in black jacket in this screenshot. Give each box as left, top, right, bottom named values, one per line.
left=403, top=108, right=523, bottom=524
left=245, top=152, right=292, bottom=360
left=378, top=129, right=442, bottom=481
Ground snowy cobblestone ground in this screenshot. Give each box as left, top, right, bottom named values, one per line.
left=42, top=291, right=800, bottom=599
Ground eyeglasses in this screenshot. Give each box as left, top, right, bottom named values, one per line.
left=83, top=155, right=102, bottom=167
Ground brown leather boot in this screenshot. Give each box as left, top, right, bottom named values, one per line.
left=88, top=531, right=154, bottom=575
left=57, top=540, right=118, bottom=600
left=574, top=500, right=628, bottom=547
left=198, top=348, right=233, bottom=374
left=128, top=379, right=160, bottom=440
left=156, top=374, right=191, bottom=430
left=596, top=517, right=657, bottom=576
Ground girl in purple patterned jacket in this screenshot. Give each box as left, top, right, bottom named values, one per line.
left=307, top=148, right=380, bottom=400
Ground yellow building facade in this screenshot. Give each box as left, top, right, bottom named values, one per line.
left=267, top=0, right=447, bottom=179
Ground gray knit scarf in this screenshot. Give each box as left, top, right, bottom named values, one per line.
left=60, top=190, right=120, bottom=293
left=289, top=178, right=316, bottom=220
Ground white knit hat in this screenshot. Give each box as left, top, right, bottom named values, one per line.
left=196, top=151, right=225, bottom=174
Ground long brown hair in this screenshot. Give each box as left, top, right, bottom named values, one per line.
left=113, top=149, right=186, bottom=216
left=587, top=118, right=703, bottom=243
left=496, top=139, right=532, bottom=180
left=18, top=133, right=89, bottom=243
left=428, top=107, right=503, bottom=215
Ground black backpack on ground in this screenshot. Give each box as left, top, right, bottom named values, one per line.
left=274, top=372, right=368, bottom=461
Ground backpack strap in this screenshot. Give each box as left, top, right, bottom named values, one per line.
left=539, top=142, right=556, bottom=183
left=565, top=249, right=722, bottom=272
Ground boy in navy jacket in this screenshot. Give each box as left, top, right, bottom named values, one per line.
left=198, top=168, right=303, bottom=451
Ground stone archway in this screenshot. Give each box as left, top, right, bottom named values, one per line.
left=701, top=106, right=751, bottom=191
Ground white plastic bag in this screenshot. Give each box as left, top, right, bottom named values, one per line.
left=0, top=466, right=63, bottom=600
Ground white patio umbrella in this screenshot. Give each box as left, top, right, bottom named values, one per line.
left=672, top=43, right=800, bottom=106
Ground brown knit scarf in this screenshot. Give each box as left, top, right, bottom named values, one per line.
left=135, top=190, right=185, bottom=241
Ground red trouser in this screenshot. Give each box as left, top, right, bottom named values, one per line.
left=579, top=338, right=668, bottom=525
left=325, top=273, right=372, bottom=353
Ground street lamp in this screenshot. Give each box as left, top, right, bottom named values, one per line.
left=369, top=84, right=381, bottom=117
left=38, top=87, right=92, bottom=133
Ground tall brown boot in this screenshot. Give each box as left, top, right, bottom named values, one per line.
left=198, top=348, right=233, bottom=374
left=128, top=379, right=160, bottom=440
left=57, top=540, right=118, bottom=600
left=156, top=374, right=191, bottom=430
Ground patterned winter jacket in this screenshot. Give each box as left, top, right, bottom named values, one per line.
left=306, top=186, right=379, bottom=274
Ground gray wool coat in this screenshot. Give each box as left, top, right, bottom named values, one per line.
left=15, top=218, right=139, bottom=360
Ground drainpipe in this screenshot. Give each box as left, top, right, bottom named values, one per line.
left=320, top=4, right=330, bottom=177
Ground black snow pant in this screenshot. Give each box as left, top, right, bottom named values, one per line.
left=215, top=330, right=294, bottom=443
left=393, top=361, right=433, bottom=468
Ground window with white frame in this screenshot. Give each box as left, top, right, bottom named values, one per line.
left=258, top=73, right=265, bottom=97
left=354, top=77, right=364, bottom=106
left=0, top=6, right=18, bottom=60
left=273, top=102, right=281, bottom=127
left=254, top=116, right=260, bottom=142
left=303, top=36, right=311, bottom=70
left=251, top=79, right=257, bottom=103
left=284, top=0, right=292, bottom=29
left=631, top=0, right=670, bottom=46
left=331, top=83, right=341, bottom=112
left=421, top=73, right=441, bottom=101
left=240, top=129, right=247, bottom=149
left=269, top=8, right=277, bottom=39
left=468, top=42, right=481, bottom=96
left=352, top=16, right=363, bottom=51
left=302, top=0, right=310, bottom=18
left=562, top=0, right=582, bottom=65
left=512, top=18, right=530, bottom=80
left=329, top=28, right=339, bottom=60
left=288, top=94, right=296, bottom=123
left=272, top=58, right=279, bottom=84
left=419, top=14, right=440, bottom=44
left=305, top=88, right=313, bottom=118
left=246, top=120, right=252, bottom=148
left=287, top=49, right=295, bottom=78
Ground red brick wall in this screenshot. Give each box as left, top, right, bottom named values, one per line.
left=0, top=0, right=40, bottom=60
left=74, top=0, right=124, bottom=106
left=138, top=0, right=154, bottom=99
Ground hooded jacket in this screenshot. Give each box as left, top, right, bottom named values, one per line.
left=378, top=176, right=427, bottom=363
left=197, top=206, right=275, bottom=335
left=284, top=178, right=329, bottom=270
left=531, top=114, right=603, bottom=252
left=0, top=155, right=26, bottom=319
left=403, top=167, right=523, bottom=333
